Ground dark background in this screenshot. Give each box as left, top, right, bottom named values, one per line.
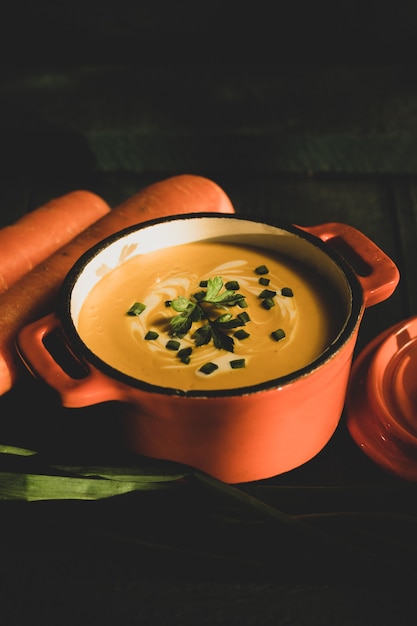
left=2, top=0, right=417, bottom=65
left=1, top=2, right=417, bottom=624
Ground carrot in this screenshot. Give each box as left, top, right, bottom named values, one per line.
left=0, top=174, right=235, bottom=395
left=0, top=190, right=111, bottom=293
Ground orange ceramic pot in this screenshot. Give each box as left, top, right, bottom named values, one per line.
left=17, top=215, right=399, bottom=483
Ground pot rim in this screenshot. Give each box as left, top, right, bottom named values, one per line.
left=57, top=213, right=364, bottom=398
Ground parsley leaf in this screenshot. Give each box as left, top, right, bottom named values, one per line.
left=211, top=325, right=235, bottom=352
left=193, top=323, right=212, bottom=347
left=204, top=276, right=224, bottom=301
left=171, top=296, right=193, bottom=312
left=203, top=277, right=246, bottom=307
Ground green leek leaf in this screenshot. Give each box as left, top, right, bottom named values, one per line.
left=0, top=444, right=37, bottom=457
left=0, top=472, right=182, bottom=502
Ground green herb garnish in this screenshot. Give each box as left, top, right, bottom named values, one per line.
left=259, top=289, right=277, bottom=300
left=259, top=276, right=270, bottom=286
left=126, top=302, right=146, bottom=316
left=234, top=329, right=250, bottom=340
left=237, top=311, right=250, bottom=323
left=271, top=328, right=286, bottom=341
left=262, top=298, right=275, bottom=310
left=204, top=276, right=244, bottom=305
left=166, top=339, right=181, bottom=351
left=177, top=347, right=192, bottom=364
left=230, top=358, right=246, bottom=369
left=134, top=269, right=293, bottom=376
left=169, top=277, right=247, bottom=353
left=199, top=362, right=218, bottom=375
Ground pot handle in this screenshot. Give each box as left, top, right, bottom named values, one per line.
left=16, top=313, right=128, bottom=408
left=296, top=222, right=400, bottom=307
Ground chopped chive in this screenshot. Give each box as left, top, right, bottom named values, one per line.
left=281, top=287, right=294, bottom=297
left=225, top=280, right=240, bottom=290
left=255, top=265, right=269, bottom=275
left=178, top=347, right=192, bottom=357
left=199, top=362, right=218, bottom=375
left=126, top=302, right=146, bottom=316
left=199, top=280, right=208, bottom=287
left=259, top=276, right=270, bottom=286
left=166, top=339, right=181, bottom=351
left=193, top=290, right=206, bottom=301
left=144, top=330, right=159, bottom=340
left=237, top=311, right=250, bottom=323
left=177, top=347, right=192, bottom=361
left=237, top=298, right=248, bottom=308
left=271, top=328, right=286, bottom=341
left=234, top=329, right=250, bottom=340
left=259, top=289, right=277, bottom=299
left=262, top=298, right=275, bottom=310
left=230, top=358, right=246, bottom=369
left=165, top=300, right=172, bottom=307
left=179, top=351, right=192, bottom=364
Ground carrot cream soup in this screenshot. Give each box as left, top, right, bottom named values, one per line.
left=76, top=241, right=345, bottom=391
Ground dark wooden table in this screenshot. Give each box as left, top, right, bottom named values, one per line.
left=1, top=60, right=417, bottom=624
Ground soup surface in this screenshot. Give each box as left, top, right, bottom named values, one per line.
left=76, top=241, right=345, bottom=391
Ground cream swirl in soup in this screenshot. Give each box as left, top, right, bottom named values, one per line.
left=76, top=242, right=345, bottom=391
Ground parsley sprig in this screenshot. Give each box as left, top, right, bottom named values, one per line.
left=169, top=277, right=247, bottom=352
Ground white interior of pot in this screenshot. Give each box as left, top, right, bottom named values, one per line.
left=69, top=216, right=353, bottom=340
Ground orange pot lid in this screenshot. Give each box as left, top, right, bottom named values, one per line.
left=346, top=316, right=417, bottom=481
